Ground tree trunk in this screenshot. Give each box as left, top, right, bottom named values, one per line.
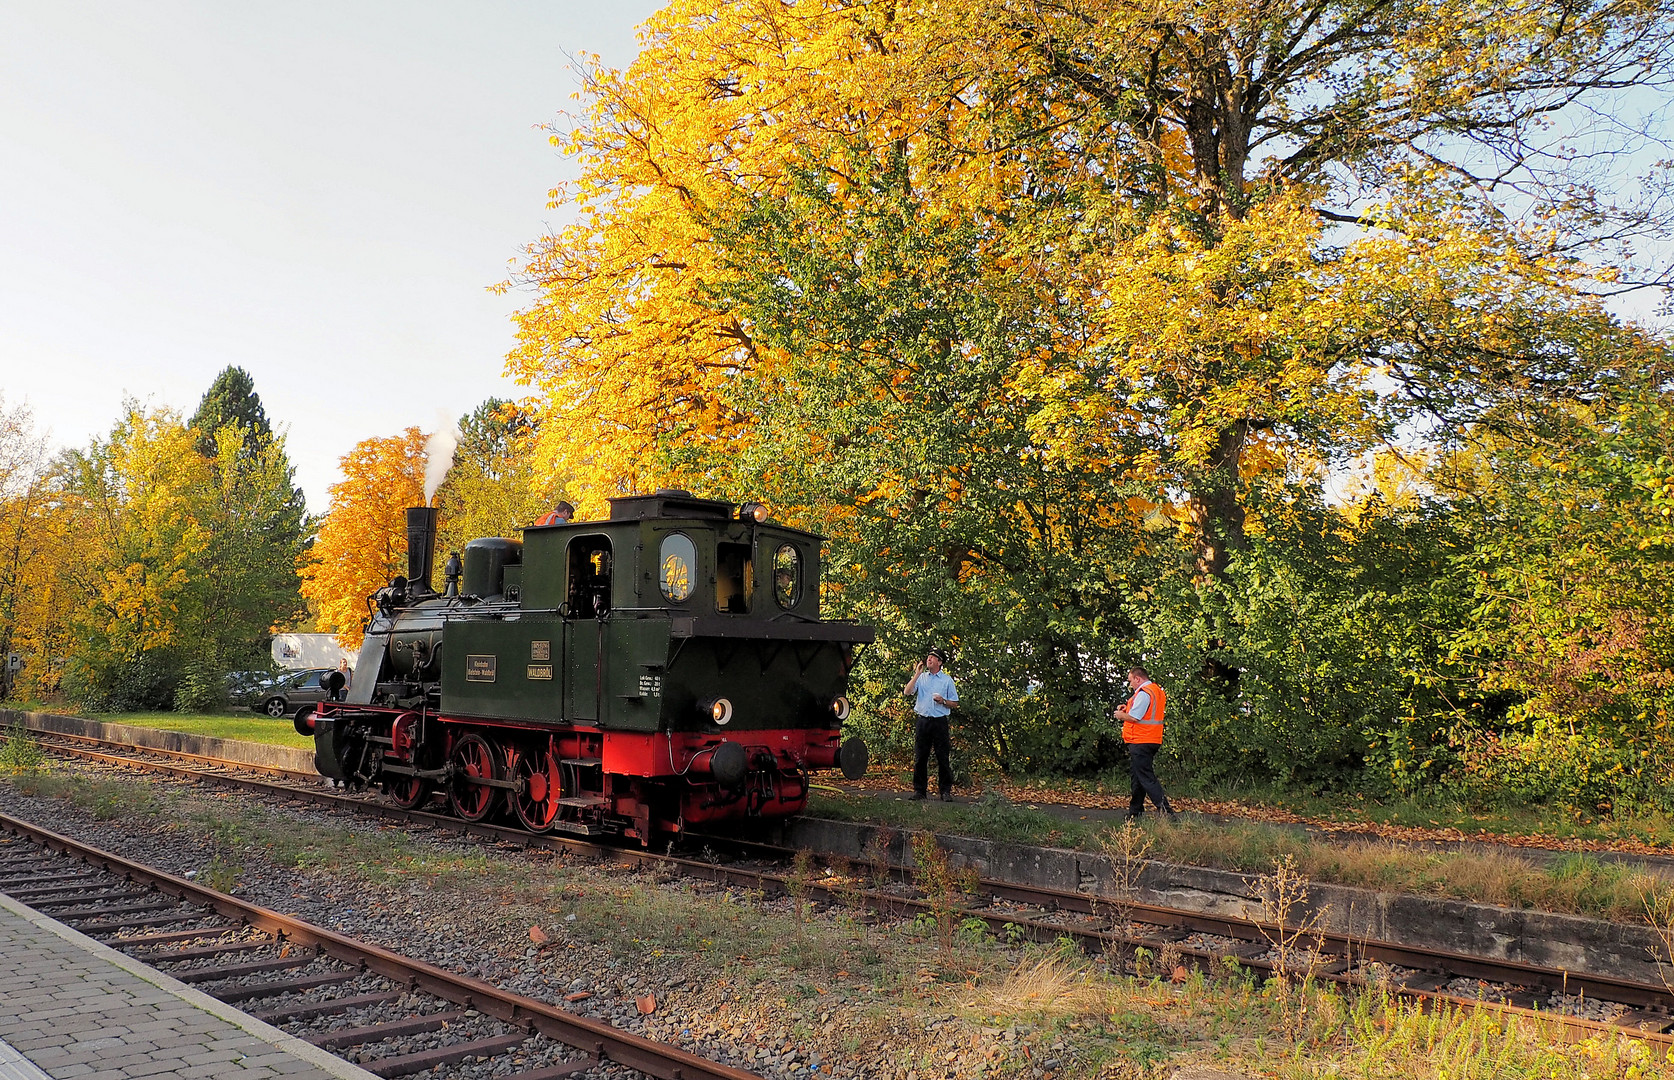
left=1189, top=419, right=1249, bottom=693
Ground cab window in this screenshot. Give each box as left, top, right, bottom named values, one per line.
left=716, top=542, right=752, bottom=613
left=773, top=544, right=802, bottom=608
left=566, top=536, right=613, bottom=616
left=659, top=533, right=695, bottom=603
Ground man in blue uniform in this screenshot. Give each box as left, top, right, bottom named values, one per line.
left=904, top=647, right=959, bottom=801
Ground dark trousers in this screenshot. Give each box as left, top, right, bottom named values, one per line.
left=913, top=714, right=953, bottom=796
left=1126, top=741, right=1171, bottom=816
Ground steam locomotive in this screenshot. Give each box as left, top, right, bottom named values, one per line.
left=306, top=491, right=872, bottom=844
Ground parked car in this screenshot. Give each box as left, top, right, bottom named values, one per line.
left=249, top=668, right=334, bottom=720
left=224, top=669, right=281, bottom=699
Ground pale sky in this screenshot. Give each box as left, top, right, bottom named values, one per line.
left=0, top=1, right=660, bottom=512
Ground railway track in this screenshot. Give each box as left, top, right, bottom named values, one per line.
left=0, top=810, right=761, bottom=1080
left=9, top=727, right=1674, bottom=1051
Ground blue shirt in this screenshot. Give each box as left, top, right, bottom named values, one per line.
left=913, top=670, right=958, bottom=718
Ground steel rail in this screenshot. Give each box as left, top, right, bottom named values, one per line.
left=18, top=733, right=1674, bottom=1042
left=0, top=811, right=763, bottom=1080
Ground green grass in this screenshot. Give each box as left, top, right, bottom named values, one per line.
left=4, top=701, right=311, bottom=751
left=89, top=712, right=315, bottom=749
left=1071, top=768, right=1674, bottom=848
left=810, top=786, right=1106, bottom=849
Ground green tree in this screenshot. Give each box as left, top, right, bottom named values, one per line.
left=189, top=366, right=273, bottom=456
left=183, top=368, right=308, bottom=708
left=700, top=153, right=1160, bottom=772
left=1438, top=352, right=1674, bottom=812
left=435, top=399, right=559, bottom=557
left=175, top=424, right=310, bottom=709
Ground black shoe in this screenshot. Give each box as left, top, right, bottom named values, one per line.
left=909, top=792, right=927, bottom=801
left=939, top=792, right=953, bottom=802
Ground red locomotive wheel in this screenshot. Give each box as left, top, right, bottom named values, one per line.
left=511, top=745, right=561, bottom=833
left=386, top=775, right=432, bottom=811
left=447, top=733, right=501, bottom=822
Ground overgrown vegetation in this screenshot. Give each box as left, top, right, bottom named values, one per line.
left=812, top=790, right=1674, bottom=925
left=0, top=724, right=45, bottom=775
left=3, top=771, right=1667, bottom=1078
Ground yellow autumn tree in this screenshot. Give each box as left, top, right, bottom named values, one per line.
left=0, top=393, right=52, bottom=698
left=505, top=0, right=1674, bottom=780
left=509, top=0, right=1672, bottom=565
left=302, top=428, right=428, bottom=647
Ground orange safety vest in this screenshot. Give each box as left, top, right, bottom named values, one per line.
left=1122, top=681, right=1166, bottom=745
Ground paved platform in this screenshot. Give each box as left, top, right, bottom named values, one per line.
left=0, top=893, right=376, bottom=1080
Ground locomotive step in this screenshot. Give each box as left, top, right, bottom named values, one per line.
left=557, top=795, right=608, bottom=807
left=560, top=758, right=602, bottom=767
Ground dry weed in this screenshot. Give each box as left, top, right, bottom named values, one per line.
left=910, top=830, right=979, bottom=963
left=964, top=953, right=1108, bottom=1021
left=1096, top=819, right=1153, bottom=976
left=864, top=826, right=895, bottom=891
left=1642, top=886, right=1674, bottom=995
left=1254, top=854, right=1330, bottom=1040
left=786, top=848, right=815, bottom=932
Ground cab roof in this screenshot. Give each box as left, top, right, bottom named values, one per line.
left=608, top=490, right=733, bottom=521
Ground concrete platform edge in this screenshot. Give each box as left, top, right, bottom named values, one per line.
left=0, top=892, right=380, bottom=1080
left=776, top=815, right=1671, bottom=986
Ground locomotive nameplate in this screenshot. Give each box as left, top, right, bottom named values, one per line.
left=465, top=654, right=497, bottom=682
left=527, top=664, right=554, bottom=681
left=531, top=640, right=550, bottom=661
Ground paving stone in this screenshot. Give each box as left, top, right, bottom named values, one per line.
left=0, top=895, right=376, bottom=1080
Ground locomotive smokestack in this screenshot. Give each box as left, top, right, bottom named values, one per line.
left=406, top=507, right=439, bottom=593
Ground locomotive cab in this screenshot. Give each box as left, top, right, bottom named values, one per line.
left=311, top=490, right=871, bottom=845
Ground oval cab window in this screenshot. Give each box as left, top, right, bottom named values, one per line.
left=774, top=544, right=802, bottom=608
left=660, top=533, right=695, bottom=602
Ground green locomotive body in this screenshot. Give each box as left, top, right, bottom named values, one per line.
left=310, top=491, right=871, bottom=843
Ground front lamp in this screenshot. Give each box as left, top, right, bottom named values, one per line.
left=740, top=501, right=769, bottom=523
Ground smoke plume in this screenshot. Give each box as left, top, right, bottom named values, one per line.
left=423, top=420, right=460, bottom=505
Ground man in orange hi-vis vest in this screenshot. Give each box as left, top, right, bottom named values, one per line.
left=1113, top=665, right=1177, bottom=820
